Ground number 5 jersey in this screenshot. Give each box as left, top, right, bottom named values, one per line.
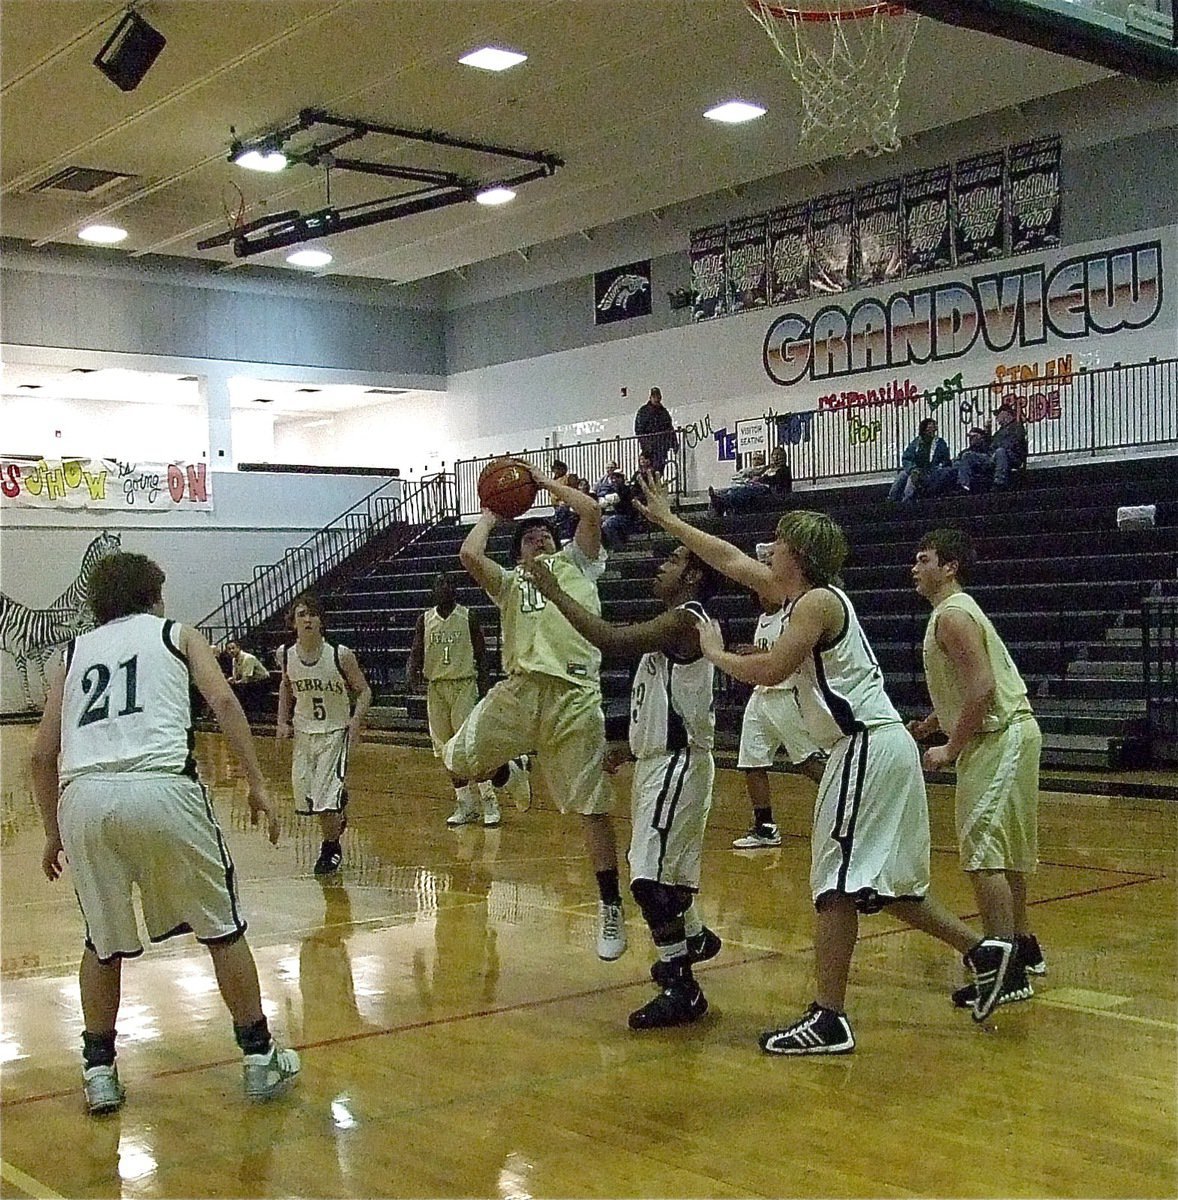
left=282, top=641, right=352, bottom=733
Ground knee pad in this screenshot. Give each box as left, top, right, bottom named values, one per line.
left=629, top=878, right=692, bottom=927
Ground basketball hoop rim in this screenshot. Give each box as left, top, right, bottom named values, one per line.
left=746, top=0, right=908, bottom=22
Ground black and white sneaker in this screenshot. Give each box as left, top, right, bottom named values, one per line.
left=628, top=980, right=708, bottom=1030
left=1017, top=933, right=1047, bottom=975
left=964, top=938, right=1014, bottom=1021
left=952, top=964, right=1034, bottom=1010
left=732, top=823, right=782, bottom=849
left=760, top=1003, right=855, bottom=1056
left=313, top=841, right=342, bottom=875
left=650, top=927, right=721, bottom=987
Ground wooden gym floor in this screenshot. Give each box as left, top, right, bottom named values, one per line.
left=1, top=724, right=1174, bottom=1199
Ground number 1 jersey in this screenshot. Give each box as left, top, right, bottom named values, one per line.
left=59, top=613, right=195, bottom=782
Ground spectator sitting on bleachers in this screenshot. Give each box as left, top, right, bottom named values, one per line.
left=887, top=417, right=952, bottom=503
left=593, top=462, right=621, bottom=497
left=957, top=404, right=1028, bottom=492
left=553, top=474, right=582, bottom=541
left=708, top=447, right=792, bottom=517
left=226, top=640, right=272, bottom=717
left=599, top=469, right=643, bottom=551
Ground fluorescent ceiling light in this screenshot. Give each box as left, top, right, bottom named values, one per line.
left=233, top=148, right=288, bottom=172
left=286, top=249, right=333, bottom=268
left=704, top=100, right=766, bottom=124
left=78, top=224, right=128, bottom=244
left=475, top=186, right=515, bottom=206
left=459, top=46, right=527, bottom=71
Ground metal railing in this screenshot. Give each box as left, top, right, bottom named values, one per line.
left=197, top=472, right=454, bottom=647
left=1142, top=591, right=1178, bottom=739
left=455, top=433, right=683, bottom=519
left=457, top=358, right=1176, bottom=511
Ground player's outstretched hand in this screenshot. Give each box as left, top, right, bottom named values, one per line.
left=42, top=835, right=65, bottom=882
left=698, top=618, right=725, bottom=662
left=521, top=556, right=560, bottom=598
left=906, top=713, right=940, bottom=742
left=922, top=744, right=955, bottom=772
left=525, top=461, right=555, bottom=492
left=248, top=782, right=281, bottom=845
left=603, top=744, right=635, bottom=774
left=633, top=472, right=673, bottom=527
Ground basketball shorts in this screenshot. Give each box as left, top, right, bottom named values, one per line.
left=443, top=672, right=612, bottom=815
left=59, top=773, right=246, bottom=963
left=737, top=687, right=825, bottom=769
left=293, top=728, right=349, bottom=815
left=628, top=748, right=715, bottom=889
left=427, top=677, right=480, bottom=757
left=955, top=715, right=1041, bottom=873
left=811, top=722, right=930, bottom=911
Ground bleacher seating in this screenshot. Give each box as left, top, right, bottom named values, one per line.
left=256, top=454, right=1178, bottom=773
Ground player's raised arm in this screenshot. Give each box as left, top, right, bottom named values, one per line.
left=635, top=474, right=771, bottom=594
left=530, top=464, right=603, bottom=560
left=459, top=509, right=508, bottom=596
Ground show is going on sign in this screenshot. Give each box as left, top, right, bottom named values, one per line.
left=0, top=458, right=213, bottom=511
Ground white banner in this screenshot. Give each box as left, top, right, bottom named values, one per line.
left=0, top=458, right=213, bottom=511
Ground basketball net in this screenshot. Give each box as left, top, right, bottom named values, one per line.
left=746, top=0, right=920, bottom=158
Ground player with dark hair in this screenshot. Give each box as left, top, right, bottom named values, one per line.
left=444, top=464, right=628, bottom=961
left=634, top=491, right=1015, bottom=1053
left=525, top=527, right=723, bottom=1028
left=30, top=551, right=299, bottom=1115
left=910, top=528, right=1045, bottom=1008
left=277, top=593, right=371, bottom=876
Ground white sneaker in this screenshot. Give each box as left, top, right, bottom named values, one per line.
left=506, top=757, right=532, bottom=811
left=446, top=805, right=480, bottom=827
left=597, top=901, right=627, bottom=961
left=243, top=1043, right=300, bottom=1101
left=83, top=1064, right=125, bottom=1115
left=483, top=794, right=501, bottom=827
left=732, top=823, right=782, bottom=849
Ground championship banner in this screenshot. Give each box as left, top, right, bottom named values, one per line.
left=726, top=213, right=769, bottom=314
left=768, top=201, right=811, bottom=305
left=809, top=190, right=855, bottom=295
left=594, top=259, right=652, bottom=325
left=690, top=224, right=728, bottom=322
left=1008, top=136, right=1062, bottom=255
left=0, top=458, right=213, bottom=511
left=954, top=150, right=1006, bottom=265
left=855, top=178, right=903, bottom=285
left=903, top=165, right=953, bottom=275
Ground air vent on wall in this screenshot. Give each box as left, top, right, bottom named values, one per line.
left=365, top=388, right=409, bottom=395
left=29, top=166, right=138, bottom=195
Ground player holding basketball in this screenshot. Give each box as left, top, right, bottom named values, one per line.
left=277, top=593, right=371, bottom=876
left=634, top=487, right=1016, bottom=1053
left=408, top=571, right=529, bottom=827
left=524, top=540, right=723, bottom=1028
left=30, top=552, right=299, bottom=1115
left=444, top=461, right=628, bottom=961
left=910, top=528, right=1045, bottom=1008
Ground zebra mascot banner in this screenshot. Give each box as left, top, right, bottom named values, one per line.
left=0, top=531, right=121, bottom=711
left=0, top=458, right=212, bottom=511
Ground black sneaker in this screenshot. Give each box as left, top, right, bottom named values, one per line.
left=650, top=927, right=721, bottom=987
left=952, top=964, right=1034, bottom=1010
left=964, top=938, right=1014, bottom=1021
left=760, top=1003, right=854, bottom=1055
left=628, top=980, right=708, bottom=1030
left=313, top=841, right=342, bottom=875
left=1017, top=932, right=1047, bottom=975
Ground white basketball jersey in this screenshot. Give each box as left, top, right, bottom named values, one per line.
left=424, top=605, right=476, bottom=681
left=59, top=613, right=195, bottom=782
left=629, top=602, right=715, bottom=759
left=283, top=641, right=352, bottom=733
left=794, top=586, right=901, bottom=750
left=752, top=606, right=791, bottom=692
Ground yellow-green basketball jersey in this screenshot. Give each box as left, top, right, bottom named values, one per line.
left=423, top=605, right=477, bottom=681
left=923, top=591, right=1033, bottom=735
left=491, top=544, right=604, bottom=689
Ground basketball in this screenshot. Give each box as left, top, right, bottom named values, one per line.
left=478, top=457, right=538, bottom=519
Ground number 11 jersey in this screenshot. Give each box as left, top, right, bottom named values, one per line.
left=59, top=613, right=195, bottom=782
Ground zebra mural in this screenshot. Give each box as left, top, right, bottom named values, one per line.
left=0, top=531, right=121, bottom=711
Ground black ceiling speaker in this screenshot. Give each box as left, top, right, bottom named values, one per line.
left=94, top=11, right=166, bottom=92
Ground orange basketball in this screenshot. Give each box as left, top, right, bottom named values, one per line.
left=477, top=457, right=538, bottom=520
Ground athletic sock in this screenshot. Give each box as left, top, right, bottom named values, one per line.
left=753, top=806, right=773, bottom=828
left=682, top=901, right=703, bottom=940
left=233, top=1017, right=272, bottom=1056
left=595, top=869, right=622, bottom=906
left=82, top=1030, right=116, bottom=1069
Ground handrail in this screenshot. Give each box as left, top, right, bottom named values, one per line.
left=197, top=472, right=455, bottom=646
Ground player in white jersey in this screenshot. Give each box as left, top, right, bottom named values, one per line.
left=408, top=572, right=529, bottom=828
left=732, top=559, right=827, bottom=850
left=29, top=552, right=298, bottom=1116
left=526, top=542, right=724, bottom=1029
left=636, top=488, right=1015, bottom=1052
left=277, top=593, right=371, bottom=877
left=910, top=528, right=1045, bottom=1009
left=444, top=463, right=627, bottom=962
